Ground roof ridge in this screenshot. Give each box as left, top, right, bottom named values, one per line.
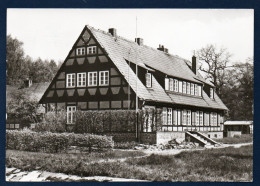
left=86, top=25, right=190, bottom=60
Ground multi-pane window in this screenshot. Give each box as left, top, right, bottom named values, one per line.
left=169, top=78, right=174, bottom=91
left=191, top=83, right=195, bottom=95
left=87, top=46, right=97, bottom=54
left=198, top=85, right=202, bottom=96
left=173, top=110, right=177, bottom=125
left=76, top=47, right=85, bottom=56
left=210, top=88, right=214, bottom=99
left=146, top=73, right=152, bottom=88
left=187, top=82, right=190, bottom=94
left=165, top=78, right=169, bottom=91
left=88, top=72, right=97, bottom=86
left=179, top=81, right=183, bottom=93
left=66, top=73, right=75, bottom=88
left=196, top=111, right=200, bottom=125
left=211, top=112, right=217, bottom=126
left=163, top=107, right=167, bottom=125
left=183, top=82, right=187, bottom=94
left=187, top=110, right=191, bottom=125
left=182, top=110, right=187, bottom=125
left=99, top=71, right=109, bottom=86
left=77, top=73, right=86, bottom=87
left=177, top=110, right=181, bottom=125
left=67, top=106, right=76, bottom=124
left=167, top=108, right=172, bottom=125
left=199, top=111, right=203, bottom=126
left=174, top=79, right=178, bottom=92
left=204, top=112, right=209, bottom=126
left=194, top=84, right=198, bottom=96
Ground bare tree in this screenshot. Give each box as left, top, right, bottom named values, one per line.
left=196, top=44, right=232, bottom=95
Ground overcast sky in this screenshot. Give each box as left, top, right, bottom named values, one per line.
left=7, top=9, right=253, bottom=64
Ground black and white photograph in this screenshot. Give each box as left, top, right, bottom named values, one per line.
left=5, top=9, right=253, bottom=182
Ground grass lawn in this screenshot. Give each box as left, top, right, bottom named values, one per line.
left=215, top=134, right=253, bottom=144
left=6, top=145, right=252, bottom=182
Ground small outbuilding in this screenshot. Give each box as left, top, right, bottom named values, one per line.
left=224, top=121, right=253, bottom=137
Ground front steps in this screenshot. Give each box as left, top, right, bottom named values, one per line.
left=186, top=131, right=220, bottom=147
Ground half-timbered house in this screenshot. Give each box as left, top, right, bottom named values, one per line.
left=39, top=25, right=228, bottom=144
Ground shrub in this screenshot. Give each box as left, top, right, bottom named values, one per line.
left=74, top=109, right=163, bottom=134
left=6, top=129, right=114, bottom=153
left=34, top=111, right=66, bottom=133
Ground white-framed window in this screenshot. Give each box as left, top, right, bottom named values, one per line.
left=168, top=108, right=172, bottom=125
left=173, top=110, right=177, bottom=125
left=179, top=81, right=183, bottom=93
left=67, top=106, right=76, bottom=124
left=165, top=78, right=169, bottom=91
left=187, top=82, right=190, bottom=94
left=195, top=111, right=200, bottom=125
left=99, top=71, right=109, bottom=86
left=210, top=88, right=214, bottom=99
left=177, top=110, right=181, bottom=125
left=183, top=81, right=187, bottom=94
left=204, top=112, right=209, bottom=126
left=195, top=84, right=198, bottom=96
left=169, top=78, right=174, bottom=91
left=66, top=73, right=76, bottom=88
left=211, top=112, right=217, bottom=126
left=163, top=107, right=167, bottom=125
left=191, top=83, right=195, bottom=95
left=146, top=72, right=152, bottom=88
left=76, top=47, right=85, bottom=56
left=182, top=110, right=187, bottom=125
left=88, top=71, right=97, bottom=86
left=187, top=110, right=191, bottom=125
left=77, top=73, right=86, bottom=87
left=199, top=111, right=203, bottom=126
left=198, top=85, right=202, bottom=96
left=174, top=79, right=178, bottom=92
left=87, top=46, right=97, bottom=54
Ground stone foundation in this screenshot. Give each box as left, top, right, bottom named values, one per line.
left=200, top=131, right=223, bottom=139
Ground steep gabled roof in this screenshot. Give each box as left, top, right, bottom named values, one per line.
left=88, top=26, right=228, bottom=110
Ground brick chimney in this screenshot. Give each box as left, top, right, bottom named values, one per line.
left=157, top=44, right=169, bottom=53
left=108, top=28, right=117, bottom=37
left=135, top=38, right=143, bottom=45
left=192, top=55, right=198, bottom=75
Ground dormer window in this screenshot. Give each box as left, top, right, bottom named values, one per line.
left=169, top=78, right=174, bottom=91
left=210, top=88, right=214, bottom=99
left=198, top=85, right=202, bottom=96
left=165, top=77, right=169, bottom=90
left=87, top=46, right=97, bottom=54
left=76, top=47, right=85, bottom=56
left=174, top=79, right=178, bottom=92
left=191, top=83, right=194, bottom=95
left=146, top=72, right=152, bottom=88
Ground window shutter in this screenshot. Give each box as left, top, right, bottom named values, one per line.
left=192, top=111, right=195, bottom=125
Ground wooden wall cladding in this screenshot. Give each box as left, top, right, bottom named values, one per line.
left=82, top=30, right=91, bottom=41
left=66, top=59, right=74, bottom=66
